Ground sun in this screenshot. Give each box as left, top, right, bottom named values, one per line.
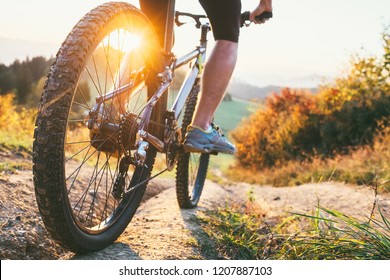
left=103, top=29, right=142, bottom=53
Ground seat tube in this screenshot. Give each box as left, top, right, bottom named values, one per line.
left=164, top=0, right=176, bottom=54
left=147, top=0, right=175, bottom=141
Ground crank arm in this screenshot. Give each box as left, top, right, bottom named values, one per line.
left=139, top=130, right=165, bottom=153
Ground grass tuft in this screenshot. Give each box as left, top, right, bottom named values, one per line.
left=197, top=186, right=390, bottom=260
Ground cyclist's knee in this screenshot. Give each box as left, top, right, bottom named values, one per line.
left=214, top=40, right=239, bottom=54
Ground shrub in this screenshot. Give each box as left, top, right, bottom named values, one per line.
left=232, top=29, right=390, bottom=170
left=231, top=88, right=318, bottom=169
left=0, top=93, right=36, bottom=150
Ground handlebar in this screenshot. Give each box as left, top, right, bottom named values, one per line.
left=175, top=10, right=273, bottom=29
left=240, top=11, right=273, bottom=27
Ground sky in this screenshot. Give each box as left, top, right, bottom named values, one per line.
left=0, top=0, right=389, bottom=87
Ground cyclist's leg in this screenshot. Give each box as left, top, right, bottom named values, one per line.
left=184, top=0, right=241, bottom=154
left=191, top=40, right=238, bottom=131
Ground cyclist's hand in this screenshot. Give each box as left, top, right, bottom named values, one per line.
left=250, top=0, right=273, bottom=24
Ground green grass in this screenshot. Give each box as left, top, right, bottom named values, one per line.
left=195, top=181, right=390, bottom=260
left=209, top=153, right=235, bottom=172
left=0, top=131, right=33, bottom=152
left=197, top=201, right=390, bottom=260
left=198, top=205, right=270, bottom=259
left=278, top=206, right=390, bottom=260
left=0, top=160, right=31, bottom=173
left=214, top=98, right=257, bottom=133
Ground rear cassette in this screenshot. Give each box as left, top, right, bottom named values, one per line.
left=119, top=113, right=139, bottom=154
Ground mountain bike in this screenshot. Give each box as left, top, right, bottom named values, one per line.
left=32, top=1, right=272, bottom=253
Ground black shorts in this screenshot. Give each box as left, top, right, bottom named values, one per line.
left=140, top=0, right=242, bottom=43
left=199, top=0, right=241, bottom=43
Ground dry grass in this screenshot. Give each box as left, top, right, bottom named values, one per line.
left=226, top=128, right=390, bottom=193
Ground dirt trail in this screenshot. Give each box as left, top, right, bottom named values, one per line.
left=225, top=181, right=389, bottom=219
left=1, top=152, right=389, bottom=260
left=72, top=181, right=228, bottom=260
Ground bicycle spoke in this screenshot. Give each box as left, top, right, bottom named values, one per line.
left=68, top=119, right=87, bottom=123
left=73, top=100, right=91, bottom=111
left=76, top=84, right=92, bottom=111
left=65, top=143, right=91, bottom=163
left=85, top=153, right=108, bottom=227
left=101, top=37, right=117, bottom=93
left=74, top=152, right=101, bottom=220
left=78, top=151, right=101, bottom=222
left=99, top=153, right=120, bottom=227
left=85, top=66, right=103, bottom=98
left=95, top=153, right=117, bottom=228
left=66, top=132, right=115, bottom=188
left=99, top=157, right=114, bottom=227
left=67, top=145, right=95, bottom=194
left=103, top=36, right=109, bottom=98
left=92, top=54, right=103, bottom=96
left=116, top=29, right=121, bottom=88
left=66, top=145, right=96, bottom=182
left=66, top=140, right=91, bottom=145
left=74, top=151, right=110, bottom=222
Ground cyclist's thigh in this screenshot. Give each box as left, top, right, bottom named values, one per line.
left=198, top=0, right=241, bottom=43
left=139, top=0, right=170, bottom=47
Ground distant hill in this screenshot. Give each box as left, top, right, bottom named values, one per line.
left=0, top=37, right=57, bottom=65
left=227, top=80, right=317, bottom=101
left=274, top=73, right=330, bottom=89
left=227, top=82, right=281, bottom=101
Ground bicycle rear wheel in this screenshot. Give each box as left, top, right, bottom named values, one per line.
left=33, top=2, right=162, bottom=252
left=176, top=79, right=210, bottom=208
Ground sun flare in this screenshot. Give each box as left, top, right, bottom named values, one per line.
left=103, top=29, right=142, bottom=53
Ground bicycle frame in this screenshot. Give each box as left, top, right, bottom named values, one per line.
left=133, top=1, right=209, bottom=163
left=86, top=0, right=209, bottom=165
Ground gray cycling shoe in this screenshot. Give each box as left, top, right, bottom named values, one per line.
left=183, top=124, right=236, bottom=154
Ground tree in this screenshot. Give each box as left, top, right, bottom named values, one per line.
left=0, top=64, right=14, bottom=94
left=0, top=56, right=53, bottom=104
